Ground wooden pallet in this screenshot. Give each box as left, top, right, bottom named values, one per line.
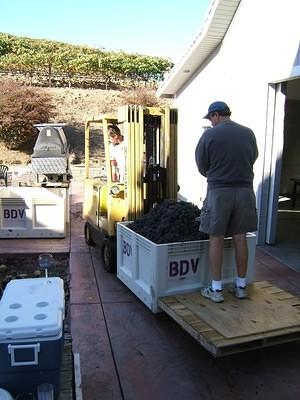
left=158, top=281, right=300, bottom=357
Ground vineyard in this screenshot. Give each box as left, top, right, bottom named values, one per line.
left=0, top=33, right=173, bottom=89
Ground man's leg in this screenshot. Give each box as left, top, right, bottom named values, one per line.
left=209, top=235, right=224, bottom=281
left=200, top=188, right=231, bottom=303
left=232, top=233, right=248, bottom=298
left=201, top=235, right=224, bottom=302
left=233, top=233, right=248, bottom=278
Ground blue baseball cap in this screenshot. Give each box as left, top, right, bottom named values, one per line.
left=203, top=101, right=231, bottom=119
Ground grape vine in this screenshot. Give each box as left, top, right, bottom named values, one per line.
left=0, top=33, right=173, bottom=88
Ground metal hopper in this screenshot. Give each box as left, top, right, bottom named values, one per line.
left=31, top=124, right=70, bottom=184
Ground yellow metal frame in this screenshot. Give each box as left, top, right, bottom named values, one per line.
left=83, top=105, right=178, bottom=238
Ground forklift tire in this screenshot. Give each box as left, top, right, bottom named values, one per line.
left=84, top=222, right=95, bottom=246
left=102, top=237, right=116, bottom=273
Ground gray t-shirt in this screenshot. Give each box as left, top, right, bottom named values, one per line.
left=195, top=120, right=258, bottom=189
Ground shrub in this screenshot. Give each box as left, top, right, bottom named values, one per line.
left=120, top=87, right=166, bottom=107
left=0, top=79, right=55, bottom=149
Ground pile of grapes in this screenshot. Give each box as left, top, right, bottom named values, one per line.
left=127, top=200, right=209, bottom=244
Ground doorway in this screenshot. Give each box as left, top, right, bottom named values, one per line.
left=261, top=78, right=300, bottom=272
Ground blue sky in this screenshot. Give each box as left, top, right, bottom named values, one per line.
left=0, top=0, right=211, bottom=62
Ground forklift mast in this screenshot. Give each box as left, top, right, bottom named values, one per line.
left=119, top=105, right=178, bottom=220
left=83, top=105, right=177, bottom=238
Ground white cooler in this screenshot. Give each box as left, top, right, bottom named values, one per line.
left=0, top=277, right=65, bottom=399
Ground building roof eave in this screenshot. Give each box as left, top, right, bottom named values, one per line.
left=157, top=0, right=241, bottom=98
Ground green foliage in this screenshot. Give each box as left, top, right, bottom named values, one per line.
left=0, top=33, right=173, bottom=88
left=0, top=79, right=55, bottom=149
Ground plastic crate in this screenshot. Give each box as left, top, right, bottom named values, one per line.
left=117, top=222, right=256, bottom=313
left=0, top=187, right=68, bottom=238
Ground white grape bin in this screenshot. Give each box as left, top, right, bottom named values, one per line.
left=117, top=222, right=256, bottom=313
left=0, top=277, right=65, bottom=399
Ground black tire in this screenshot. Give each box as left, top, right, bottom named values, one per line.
left=84, top=222, right=95, bottom=246
left=102, top=237, right=116, bottom=273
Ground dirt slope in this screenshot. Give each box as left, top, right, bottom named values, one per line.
left=0, top=86, right=169, bottom=165
left=0, top=88, right=125, bottom=165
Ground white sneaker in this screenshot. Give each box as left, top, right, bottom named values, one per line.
left=201, top=287, right=224, bottom=303
left=229, top=284, right=248, bottom=299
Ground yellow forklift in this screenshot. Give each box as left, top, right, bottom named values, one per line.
left=83, top=105, right=178, bottom=272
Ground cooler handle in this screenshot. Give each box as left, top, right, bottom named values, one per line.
left=8, top=343, right=40, bottom=366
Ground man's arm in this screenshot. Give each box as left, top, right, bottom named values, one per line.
left=195, top=134, right=209, bottom=177
left=253, top=134, right=259, bottom=163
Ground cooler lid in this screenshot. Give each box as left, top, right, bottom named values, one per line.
left=0, top=277, right=65, bottom=340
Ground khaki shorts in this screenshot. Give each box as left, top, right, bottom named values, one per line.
left=199, top=187, right=257, bottom=236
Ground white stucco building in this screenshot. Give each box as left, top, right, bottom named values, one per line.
left=157, top=0, right=300, bottom=245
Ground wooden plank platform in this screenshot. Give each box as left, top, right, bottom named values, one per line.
left=158, top=281, right=300, bottom=357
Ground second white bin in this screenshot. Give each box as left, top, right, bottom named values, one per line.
left=117, top=222, right=256, bottom=313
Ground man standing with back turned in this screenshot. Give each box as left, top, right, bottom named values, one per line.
left=195, top=101, right=258, bottom=303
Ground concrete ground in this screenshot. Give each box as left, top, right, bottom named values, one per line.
left=1, top=180, right=300, bottom=400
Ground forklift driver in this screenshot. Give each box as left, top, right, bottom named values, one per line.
left=108, top=125, right=125, bottom=182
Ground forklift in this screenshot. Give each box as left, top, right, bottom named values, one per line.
left=83, top=105, right=178, bottom=272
